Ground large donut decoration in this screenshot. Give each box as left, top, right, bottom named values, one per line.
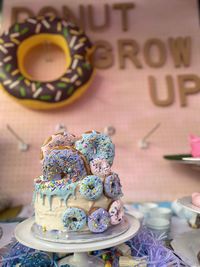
left=0, top=16, right=94, bottom=110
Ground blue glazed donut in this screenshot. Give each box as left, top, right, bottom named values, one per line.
left=79, top=175, right=103, bottom=200
left=104, top=173, right=123, bottom=199
left=75, top=131, right=115, bottom=166
left=42, top=147, right=89, bottom=181
left=88, top=208, right=110, bottom=233
left=62, top=207, right=87, bottom=231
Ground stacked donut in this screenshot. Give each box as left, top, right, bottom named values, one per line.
left=33, top=130, right=124, bottom=234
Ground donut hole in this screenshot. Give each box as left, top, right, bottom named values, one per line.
left=22, top=43, right=66, bottom=82
left=96, top=217, right=101, bottom=224
left=60, top=172, right=66, bottom=179
left=88, top=184, right=95, bottom=190
left=17, top=34, right=71, bottom=82
left=111, top=182, right=115, bottom=188
left=71, top=217, right=78, bottom=222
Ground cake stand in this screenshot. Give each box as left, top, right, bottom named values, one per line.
left=15, top=215, right=140, bottom=267
left=164, top=154, right=200, bottom=170
left=177, top=196, right=200, bottom=214
left=171, top=196, right=200, bottom=266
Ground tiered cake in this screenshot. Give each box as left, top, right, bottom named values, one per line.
left=33, top=130, right=124, bottom=233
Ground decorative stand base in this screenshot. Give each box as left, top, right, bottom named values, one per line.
left=15, top=215, right=140, bottom=267
left=58, top=252, right=104, bottom=267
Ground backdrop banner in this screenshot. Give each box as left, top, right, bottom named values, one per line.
left=0, top=0, right=199, bottom=203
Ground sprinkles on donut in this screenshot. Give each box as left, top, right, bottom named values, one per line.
left=88, top=207, right=110, bottom=233
left=40, top=131, right=77, bottom=161
left=62, top=207, right=87, bottom=231
left=0, top=16, right=94, bottom=110
left=34, top=130, right=124, bottom=234
left=79, top=175, right=103, bottom=201
left=109, top=200, right=124, bottom=225
left=42, top=146, right=90, bottom=181
left=75, top=130, right=115, bottom=166
left=104, top=173, right=123, bottom=199
left=90, top=158, right=111, bottom=176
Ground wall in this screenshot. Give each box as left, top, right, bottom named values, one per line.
left=0, top=0, right=200, bottom=205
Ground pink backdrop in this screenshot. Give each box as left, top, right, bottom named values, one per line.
left=0, top=0, right=200, bottom=204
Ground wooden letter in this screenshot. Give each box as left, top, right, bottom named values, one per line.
left=168, top=37, right=191, bottom=67
left=118, top=39, right=142, bottom=69
left=148, top=75, right=175, bottom=106
left=63, top=6, right=85, bottom=29
left=88, top=4, right=110, bottom=32
left=113, top=3, right=135, bottom=31
left=178, top=74, right=200, bottom=106
left=93, top=40, right=113, bottom=69
left=144, top=39, right=167, bottom=68
left=38, top=6, right=59, bottom=17
left=11, top=7, right=34, bottom=24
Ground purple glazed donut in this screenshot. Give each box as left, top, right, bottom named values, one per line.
left=40, top=131, right=77, bottom=161
left=104, top=173, right=123, bottom=199
left=42, top=146, right=89, bottom=181
left=88, top=208, right=110, bottom=233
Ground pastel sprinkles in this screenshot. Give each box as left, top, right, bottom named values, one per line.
left=34, top=130, right=124, bottom=233
left=0, top=16, right=94, bottom=109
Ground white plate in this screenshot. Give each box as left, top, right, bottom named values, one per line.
left=177, top=196, right=200, bottom=214
left=182, top=157, right=200, bottom=164
left=182, top=157, right=200, bottom=161
left=15, top=215, right=140, bottom=253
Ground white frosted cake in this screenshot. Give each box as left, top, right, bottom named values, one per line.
left=33, top=130, right=124, bottom=233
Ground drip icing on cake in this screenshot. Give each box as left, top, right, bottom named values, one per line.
left=34, top=177, right=78, bottom=210
left=33, top=130, right=124, bottom=233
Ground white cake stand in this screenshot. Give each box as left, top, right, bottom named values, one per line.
left=172, top=196, right=200, bottom=265
left=15, top=215, right=140, bottom=267
left=177, top=195, right=200, bottom=214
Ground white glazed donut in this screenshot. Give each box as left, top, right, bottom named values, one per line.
left=90, top=158, right=111, bottom=176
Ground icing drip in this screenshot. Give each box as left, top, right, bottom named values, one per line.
left=34, top=177, right=78, bottom=210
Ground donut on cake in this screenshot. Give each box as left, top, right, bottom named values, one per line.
left=33, top=130, right=124, bottom=233
left=0, top=16, right=94, bottom=110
